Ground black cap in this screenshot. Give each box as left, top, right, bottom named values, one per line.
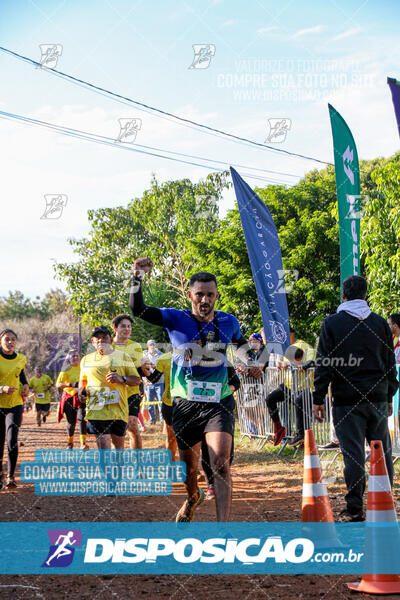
left=91, top=325, right=112, bottom=338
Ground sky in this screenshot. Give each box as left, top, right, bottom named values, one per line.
left=0, top=0, right=399, bottom=298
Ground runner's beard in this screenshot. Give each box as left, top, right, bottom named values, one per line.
left=198, top=303, right=213, bottom=317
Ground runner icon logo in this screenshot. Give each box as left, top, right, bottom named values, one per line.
left=42, top=529, right=82, bottom=568
left=265, top=118, right=291, bottom=143
left=40, top=194, right=68, bottom=220
left=188, top=44, right=216, bottom=69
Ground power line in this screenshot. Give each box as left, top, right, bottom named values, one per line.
left=0, top=45, right=332, bottom=166
left=0, top=109, right=296, bottom=186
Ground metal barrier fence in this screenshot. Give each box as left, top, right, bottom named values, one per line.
left=236, top=366, right=400, bottom=458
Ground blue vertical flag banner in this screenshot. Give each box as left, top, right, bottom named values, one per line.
left=387, top=77, right=400, bottom=139
left=230, top=167, right=290, bottom=354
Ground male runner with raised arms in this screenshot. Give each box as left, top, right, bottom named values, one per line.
left=130, top=257, right=261, bottom=522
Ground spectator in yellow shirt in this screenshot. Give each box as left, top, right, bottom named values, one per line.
left=265, top=328, right=315, bottom=446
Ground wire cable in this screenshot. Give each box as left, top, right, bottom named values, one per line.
left=0, top=45, right=332, bottom=166
left=0, top=108, right=296, bottom=186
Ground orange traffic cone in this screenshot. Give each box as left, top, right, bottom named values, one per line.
left=302, top=429, right=334, bottom=522
left=347, top=439, right=400, bottom=594
left=302, top=430, right=341, bottom=548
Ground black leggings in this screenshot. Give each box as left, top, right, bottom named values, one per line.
left=0, top=405, right=23, bottom=477
left=63, top=398, right=87, bottom=437
left=266, top=383, right=307, bottom=434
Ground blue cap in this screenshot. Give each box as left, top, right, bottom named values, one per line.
left=249, top=333, right=263, bottom=342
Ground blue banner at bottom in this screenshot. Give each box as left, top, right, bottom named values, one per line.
left=1, top=522, right=400, bottom=574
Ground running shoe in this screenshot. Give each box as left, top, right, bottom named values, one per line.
left=175, top=488, right=205, bottom=522
left=273, top=425, right=286, bottom=446
left=67, top=443, right=74, bottom=450
left=289, top=433, right=304, bottom=447
left=37, top=421, right=41, bottom=427
left=80, top=444, right=90, bottom=450
left=320, top=441, right=340, bottom=450
left=206, top=485, right=215, bottom=501
left=5, top=477, right=17, bottom=489
left=337, top=508, right=365, bottom=522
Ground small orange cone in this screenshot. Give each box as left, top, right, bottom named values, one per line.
left=347, top=440, right=400, bottom=594
left=302, top=429, right=334, bottom=523
left=302, top=430, right=342, bottom=548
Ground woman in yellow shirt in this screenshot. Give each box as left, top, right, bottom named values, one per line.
left=0, top=329, right=29, bottom=489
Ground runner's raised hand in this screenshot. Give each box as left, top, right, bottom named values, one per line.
left=134, top=257, right=153, bottom=277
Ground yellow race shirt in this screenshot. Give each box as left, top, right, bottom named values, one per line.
left=56, top=365, right=81, bottom=396
left=29, top=374, right=53, bottom=404
left=0, top=353, right=27, bottom=409
left=112, top=340, right=143, bottom=396
left=281, top=339, right=316, bottom=391
left=80, top=349, right=139, bottom=422
left=155, top=352, right=172, bottom=406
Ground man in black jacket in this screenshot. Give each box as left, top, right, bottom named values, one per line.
left=313, top=275, right=398, bottom=522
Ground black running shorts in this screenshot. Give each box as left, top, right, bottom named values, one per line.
left=161, top=402, right=173, bottom=426
left=172, top=394, right=235, bottom=450
left=128, top=394, right=141, bottom=417
left=87, top=419, right=128, bottom=437
left=35, top=402, right=50, bottom=412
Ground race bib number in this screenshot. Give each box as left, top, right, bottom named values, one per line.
left=187, top=381, right=222, bottom=403
left=90, top=388, right=120, bottom=410
left=36, top=393, right=45, bottom=399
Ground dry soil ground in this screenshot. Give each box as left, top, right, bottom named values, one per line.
left=0, top=408, right=399, bottom=600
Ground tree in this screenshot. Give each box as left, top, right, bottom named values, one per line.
left=184, top=209, right=260, bottom=335
left=362, top=153, right=400, bottom=314
left=0, top=291, right=34, bottom=320
left=42, top=289, right=69, bottom=315
left=185, top=158, right=389, bottom=341
left=0, top=289, right=69, bottom=320
left=55, top=172, right=228, bottom=325
left=54, top=157, right=396, bottom=340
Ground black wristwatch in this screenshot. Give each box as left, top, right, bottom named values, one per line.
left=122, top=376, right=128, bottom=385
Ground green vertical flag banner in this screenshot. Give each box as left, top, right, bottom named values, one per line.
left=328, top=104, right=361, bottom=293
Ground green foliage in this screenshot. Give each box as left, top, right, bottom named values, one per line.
left=185, top=158, right=391, bottom=342
left=0, top=289, right=68, bottom=320
left=53, top=155, right=399, bottom=343
left=256, top=168, right=340, bottom=342
left=55, top=172, right=228, bottom=325
left=129, top=278, right=181, bottom=345
left=184, top=209, right=260, bottom=336
left=362, top=153, right=400, bottom=314
left=186, top=167, right=341, bottom=341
